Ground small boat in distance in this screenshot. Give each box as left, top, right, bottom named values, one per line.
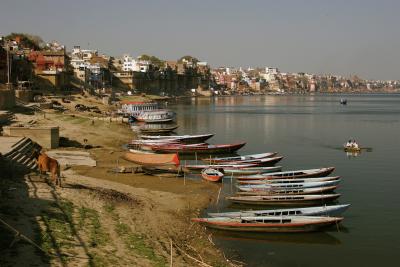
left=208, top=204, right=351, bottom=218
left=340, top=98, right=347, bottom=105
left=201, top=168, right=224, bottom=182
left=343, top=146, right=361, bottom=153
left=192, top=215, right=343, bottom=232
left=202, top=152, right=278, bottom=163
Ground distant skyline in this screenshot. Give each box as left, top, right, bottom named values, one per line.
left=1, top=0, right=400, bottom=80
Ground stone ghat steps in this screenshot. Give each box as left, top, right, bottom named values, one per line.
left=3, top=137, right=41, bottom=171
left=0, top=111, right=14, bottom=125
left=15, top=98, right=45, bottom=112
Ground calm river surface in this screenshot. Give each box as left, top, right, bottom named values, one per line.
left=170, top=94, right=400, bottom=267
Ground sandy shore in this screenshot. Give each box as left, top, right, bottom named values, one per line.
left=0, top=104, right=239, bottom=266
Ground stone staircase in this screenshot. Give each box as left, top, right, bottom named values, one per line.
left=15, top=98, right=45, bottom=112
left=0, top=111, right=14, bottom=125
left=2, top=137, right=42, bottom=171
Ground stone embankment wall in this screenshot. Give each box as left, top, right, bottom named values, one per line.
left=93, top=116, right=129, bottom=123
left=0, top=89, right=15, bottom=109
left=3, top=126, right=59, bottom=149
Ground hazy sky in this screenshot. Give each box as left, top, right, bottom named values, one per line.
left=1, top=0, right=399, bottom=80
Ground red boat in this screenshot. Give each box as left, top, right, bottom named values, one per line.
left=201, top=168, right=224, bottom=182
left=151, top=142, right=246, bottom=154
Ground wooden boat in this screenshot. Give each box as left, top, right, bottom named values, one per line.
left=142, top=166, right=183, bottom=177
left=237, top=167, right=335, bottom=181
left=223, top=166, right=283, bottom=176
left=134, top=110, right=175, bottom=123
left=139, top=125, right=179, bottom=134
left=140, top=133, right=214, bottom=143
left=201, top=168, right=224, bottom=182
left=182, top=163, right=258, bottom=173
left=238, top=176, right=340, bottom=185
left=236, top=185, right=338, bottom=196
left=237, top=180, right=341, bottom=192
left=344, top=146, right=361, bottom=153
left=202, top=152, right=277, bottom=163
left=151, top=142, right=246, bottom=154
left=191, top=215, right=343, bottom=232
left=128, top=148, right=155, bottom=154
left=131, top=139, right=182, bottom=146
left=216, top=156, right=284, bottom=167
left=123, top=152, right=180, bottom=166
left=208, top=204, right=350, bottom=218
left=227, top=194, right=341, bottom=206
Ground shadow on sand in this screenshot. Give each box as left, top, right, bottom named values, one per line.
left=0, top=159, right=94, bottom=266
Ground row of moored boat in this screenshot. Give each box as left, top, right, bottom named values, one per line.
left=124, top=133, right=350, bottom=233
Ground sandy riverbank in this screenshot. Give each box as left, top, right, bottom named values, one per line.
left=0, top=105, right=240, bottom=266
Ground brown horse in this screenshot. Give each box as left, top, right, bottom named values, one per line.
left=32, top=150, right=61, bottom=187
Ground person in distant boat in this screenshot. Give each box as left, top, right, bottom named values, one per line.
left=352, top=140, right=359, bottom=149
left=346, top=140, right=352, bottom=148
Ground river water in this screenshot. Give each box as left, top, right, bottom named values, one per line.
left=170, top=94, right=400, bottom=267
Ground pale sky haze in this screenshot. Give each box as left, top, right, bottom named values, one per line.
left=0, top=0, right=399, bottom=80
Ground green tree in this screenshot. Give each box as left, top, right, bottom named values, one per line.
left=138, top=54, right=165, bottom=68
left=178, top=55, right=199, bottom=64
left=5, top=33, right=45, bottom=50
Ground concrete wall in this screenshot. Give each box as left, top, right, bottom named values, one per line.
left=15, top=89, right=34, bottom=102
left=0, top=89, right=15, bottom=109
left=3, top=126, right=59, bottom=149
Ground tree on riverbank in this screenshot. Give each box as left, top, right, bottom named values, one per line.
left=5, top=33, right=45, bottom=50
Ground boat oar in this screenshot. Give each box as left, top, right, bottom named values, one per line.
left=360, top=147, right=373, bottom=152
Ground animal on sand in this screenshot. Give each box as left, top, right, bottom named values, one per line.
left=33, top=150, right=62, bottom=187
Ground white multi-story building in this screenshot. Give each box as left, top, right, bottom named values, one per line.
left=122, top=54, right=150, bottom=72
left=263, top=67, right=280, bottom=82
left=70, top=45, right=104, bottom=82
left=71, top=45, right=98, bottom=61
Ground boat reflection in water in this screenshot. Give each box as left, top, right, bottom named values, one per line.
left=346, top=151, right=361, bottom=158
left=209, top=229, right=342, bottom=246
